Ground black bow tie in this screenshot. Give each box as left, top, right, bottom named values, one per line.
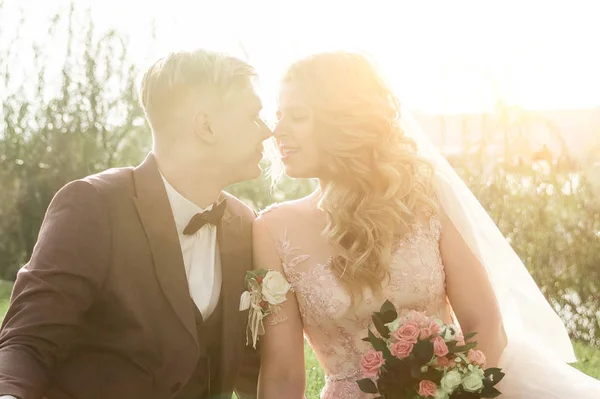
left=183, top=199, right=227, bottom=235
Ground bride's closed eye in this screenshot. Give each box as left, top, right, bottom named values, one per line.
left=276, top=111, right=309, bottom=124
left=290, top=114, right=309, bottom=123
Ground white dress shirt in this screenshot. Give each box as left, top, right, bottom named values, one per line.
left=161, top=175, right=222, bottom=320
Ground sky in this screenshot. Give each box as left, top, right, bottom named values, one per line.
left=2, top=0, right=600, bottom=117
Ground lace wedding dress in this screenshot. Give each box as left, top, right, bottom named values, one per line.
left=261, top=204, right=600, bottom=398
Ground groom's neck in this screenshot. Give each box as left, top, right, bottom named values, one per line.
left=155, top=153, right=226, bottom=209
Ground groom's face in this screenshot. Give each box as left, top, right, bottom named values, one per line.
left=205, top=86, right=271, bottom=182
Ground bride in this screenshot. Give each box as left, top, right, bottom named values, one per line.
left=252, top=51, right=600, bottom=398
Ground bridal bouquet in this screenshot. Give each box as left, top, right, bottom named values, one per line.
left=239, top=269, right=291, bottom=348
left=357, top=301, right=504, bottom=399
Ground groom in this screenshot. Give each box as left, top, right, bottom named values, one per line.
left=0, top=49, right=270, bottom=399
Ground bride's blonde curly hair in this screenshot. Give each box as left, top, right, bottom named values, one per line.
left=281, top=52, right=437, bottom=303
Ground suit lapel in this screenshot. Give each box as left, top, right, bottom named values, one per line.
left=132, top=153, right=198, bottom=345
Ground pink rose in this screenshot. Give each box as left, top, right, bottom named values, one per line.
left=468, top=349, right=487, bottom=366
left=429, top=320, right=441, bottom=336
left=390, top=339, right=414, bottom=359
left=420, top=327, right=433, bottom=340
left=432, top=336, right=449, bottom=357
left=436, top=356, right=456, bottom=369
left=360, top=349, right=385, bottom=378
left=393, top=321, right=420, bottom=343
left=418, top=380, right=437, bottom=397
left=436, top=356, right=450, bottom=368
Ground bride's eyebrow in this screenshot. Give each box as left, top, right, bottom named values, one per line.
left=277, top=106, right=309, bottom=114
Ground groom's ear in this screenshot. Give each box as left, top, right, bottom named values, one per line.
left=192, top=112, right=216, bottom=144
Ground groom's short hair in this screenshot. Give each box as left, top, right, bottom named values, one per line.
left=138, top=49, right=256, bottom=133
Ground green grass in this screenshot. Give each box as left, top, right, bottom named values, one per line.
left=572, top=340, right=600, bottom=380
left=0, top=280, right=597, bottom=398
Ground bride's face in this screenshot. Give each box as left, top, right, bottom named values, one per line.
left=274, top=82, right=323, bottom=178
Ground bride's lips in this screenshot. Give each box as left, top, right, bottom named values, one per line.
left=279, top=146, right=299, bottom=160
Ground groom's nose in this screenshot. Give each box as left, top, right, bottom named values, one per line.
left=257, top=119, right=273, bottom=140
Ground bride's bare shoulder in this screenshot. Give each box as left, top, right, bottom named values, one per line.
left=255, top=194, right=315, bottom=235
left=258, top=195, right=314, bottom=219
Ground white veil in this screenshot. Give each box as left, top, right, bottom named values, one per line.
left=399, top=111, right=577, bottom=364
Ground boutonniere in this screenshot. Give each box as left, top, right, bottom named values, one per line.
left=239, top=269, right=291, bottom=348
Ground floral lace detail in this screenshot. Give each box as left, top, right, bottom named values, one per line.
left=268, top=215, right=449, bottom=398
left=387, top=217, right=446, bottom=312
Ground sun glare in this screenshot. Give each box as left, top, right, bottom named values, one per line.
left=4, top=0, right=600, bottom=115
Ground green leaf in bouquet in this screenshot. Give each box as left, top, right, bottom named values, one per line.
left=446, top=340, right=458, bottom=350
left=420, top=367, right=443, bottom=382
left=449, top=341, right=478, bottom=354
left=372, top=313, right=391, bottom=339
left=410, top=364, right=423, bottom=379
left=413, top=340, right=434, bottom=364
left=377, top=368, right=412, bottom=396
left=483, top=368, right=505, bottom=385
left=452, top=391, right=480, bottom=399
left=357, top=378, right=379, bottom=394
left=480, top=386, right=502, bottom=398
left=368, top=329, right=389, bottom=354
left=463, top=331, right=478, bottom=341
left=379, top=300, right=397, bottom=323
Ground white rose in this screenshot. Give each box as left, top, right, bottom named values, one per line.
left=261, top=271, right=291, bottom=305
left=385, top=318, right=401, bottom=332
left=443, top=324, right=459, bottom=341
left=440, top=369, right=462, bottom=392
left=434, top=388, right=450, bottom=399
left=462, top=369, right=485, bottom=392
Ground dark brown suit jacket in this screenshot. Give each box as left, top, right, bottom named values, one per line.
left=0, top=153, right=260, bottom=399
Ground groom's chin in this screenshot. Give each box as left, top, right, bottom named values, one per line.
left=238, top=162, right=263, bottom=181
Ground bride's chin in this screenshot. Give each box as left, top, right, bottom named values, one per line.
left=283, top=165, right=314, bottom=179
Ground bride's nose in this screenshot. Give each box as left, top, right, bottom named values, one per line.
left=273, top=122, right=286, bottom=138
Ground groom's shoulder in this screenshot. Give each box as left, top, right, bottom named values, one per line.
left=81, top=166, right=136, bottom=196
left=45, top=166, right=135, bottom=215
left=53, top=167, right=135, bottom=205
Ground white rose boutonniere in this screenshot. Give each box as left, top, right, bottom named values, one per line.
left=261, top=270, right=291, bottom=305
left=239, top=269, right=292, bottom=348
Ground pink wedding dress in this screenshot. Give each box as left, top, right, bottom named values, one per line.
left=262, top=206, right=600, bottom=399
